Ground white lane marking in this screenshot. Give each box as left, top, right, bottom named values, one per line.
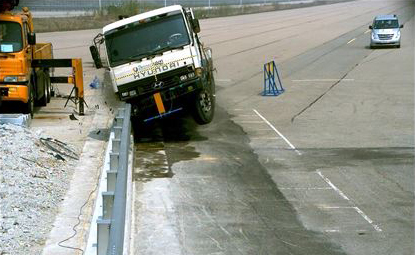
left=292, top=79, right=354, bottom=82
left=316, top=170, right=382, bottom=232
left=364, top=29, right=371, bottom=34
left=353, top=207, right=383, bottom=232
left=325, top=229, right=340, bottom=233
left=251, top=137, right=280, bottom=140
left=238, top=121, right=264, bottom=124
left=237, top=114, right=257, bottom=117
left=317, top=171, right=350, bottom=201
left=318, top=206, right=354, bottom=209
left=347, top=38, right=356, bottom=44
left=280, top=187, right=332, bottom=190
left=253, top=109, right=302, bottom=155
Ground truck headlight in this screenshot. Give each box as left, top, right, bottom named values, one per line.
left=372, top=33, right=378, bottom=40
left=187, top=72, right=195, bottom=79
left=195, top=68, right=203, bottom=77
left=180, top=75, right=188, bottom=82
left=3, top=76, right=28, bottom=83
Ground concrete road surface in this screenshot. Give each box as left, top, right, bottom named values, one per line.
left=131, top=0, right=414, bottom=254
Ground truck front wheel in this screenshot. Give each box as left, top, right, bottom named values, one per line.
left=192, top=87, right=215, bottom=125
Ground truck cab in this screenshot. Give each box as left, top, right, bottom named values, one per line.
left=91, top=5, right=215, bottom=124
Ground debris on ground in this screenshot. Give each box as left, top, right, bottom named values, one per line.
left=0, top=123, right=77, bottom=255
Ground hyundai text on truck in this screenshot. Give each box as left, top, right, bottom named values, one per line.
left=90, top=5, right=215, bottom=124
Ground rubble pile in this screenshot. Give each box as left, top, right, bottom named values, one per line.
left=0, top=124, right=76, bottom=255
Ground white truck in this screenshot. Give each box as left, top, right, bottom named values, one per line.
left=90, top=5, right=215, bottom=124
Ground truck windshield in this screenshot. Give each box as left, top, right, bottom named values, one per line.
left=373, top=19, right=399, bottom=29
left=105, top=12, right=191, bottom=67
left=0, top=21, right=23, bottom=53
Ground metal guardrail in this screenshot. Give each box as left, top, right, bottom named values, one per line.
left=85, top=104, right=132, bottom=255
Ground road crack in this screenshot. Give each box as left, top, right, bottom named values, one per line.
left=290, top=52, right=371, bottom=123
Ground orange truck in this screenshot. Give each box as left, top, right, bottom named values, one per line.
left=0, top=6, right=53, bottom=117
left=0, top=3, right=85, bottom=118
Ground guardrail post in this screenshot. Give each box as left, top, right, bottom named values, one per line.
left=115, top=117, right=124, bottom=128
left=107, top=170, right=117, bottom=192
left=97, top=217, right=111, bottom=255
left=102, top=191, right=114, bottom=219
left=113, top=127, right=122, bottom=140
left=112, top=139, right=120, bottom=153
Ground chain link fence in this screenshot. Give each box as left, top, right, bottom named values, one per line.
left=20, top=0, right=298, bottom=11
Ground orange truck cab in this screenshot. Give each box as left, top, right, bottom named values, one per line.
left=0, top=7, right=52, bottom=117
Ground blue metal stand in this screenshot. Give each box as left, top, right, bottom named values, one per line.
left=263, top=61, right=284, bottom=96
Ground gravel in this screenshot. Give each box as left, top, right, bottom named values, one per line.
left=0, top=124, right=77, bottom=255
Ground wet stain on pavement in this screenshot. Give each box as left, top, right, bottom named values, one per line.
left=133, top=106, right=347, bottom=255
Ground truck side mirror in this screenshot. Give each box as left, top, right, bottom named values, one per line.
left=89, top=45, right=103, bottom=69
left=192, top=19, right=200, bottom=34
left=369, top=25, right=372, bottom=29
left=400, top=24, right=404, bottom=28
left=28, top=32, right=36, bottom=45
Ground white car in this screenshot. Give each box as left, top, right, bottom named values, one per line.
left=369, top=15, right=403, bottom=48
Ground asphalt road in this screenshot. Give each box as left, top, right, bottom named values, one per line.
left=131, top=0, right=414, bottom=254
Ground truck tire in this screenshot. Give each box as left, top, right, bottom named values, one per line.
left=36, top=71, right=48, bottom=107
left=192, top=82, right=215, bottom=125
left=45, top=72, right=52, bottom=103
left=23, top=82, right=34, bottom=118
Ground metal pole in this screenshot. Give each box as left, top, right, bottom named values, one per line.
left=165, top=0, right=167, bottom=7
left=99, top=0, right=102, bottom=10
left=209, top=0, right=211, bottom=8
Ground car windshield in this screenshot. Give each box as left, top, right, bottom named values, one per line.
left=0, top=21, right=23, bottom=53
left=105, top=12, right=190, bottom=67
left=373, top=19, right=399, bottom=29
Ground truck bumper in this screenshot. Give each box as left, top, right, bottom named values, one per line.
left=0, top=85, right=29, bottom=103
left=129, top=78, right=203, bottom=118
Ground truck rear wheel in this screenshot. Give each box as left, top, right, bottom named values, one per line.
left=23, top=82, right=34, bottom=118
left=45, top=72, right=51, bottom=103
left=192, top=85, right=215, bottom=125
left=36, top=71, right=48, bottom=107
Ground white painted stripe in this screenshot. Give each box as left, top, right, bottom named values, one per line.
left=237, top=114, right=257, bottom=117
left=316, top=170, right=382, bottom=232
left=347, top=38, right=356, bottom=44
left=253, top=109, right=302, bottom=155
left=251, top=137, right=280, bottom=140
left=318, top=206, right=354, bottom=209
left=280, top=187, right=332, bottom=190
left=353, top=207, right=382, bottom=232
left=364, top=29, right=371, bottom=34
left=316, top=171, right=350, bottom=201
left=216, top=78, right=232, bottom=82
left=325, top=229, right=340, bottom=233
left=238, top=121, right=264, bottom=124
left=292, top=79, right=354, bottom=82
